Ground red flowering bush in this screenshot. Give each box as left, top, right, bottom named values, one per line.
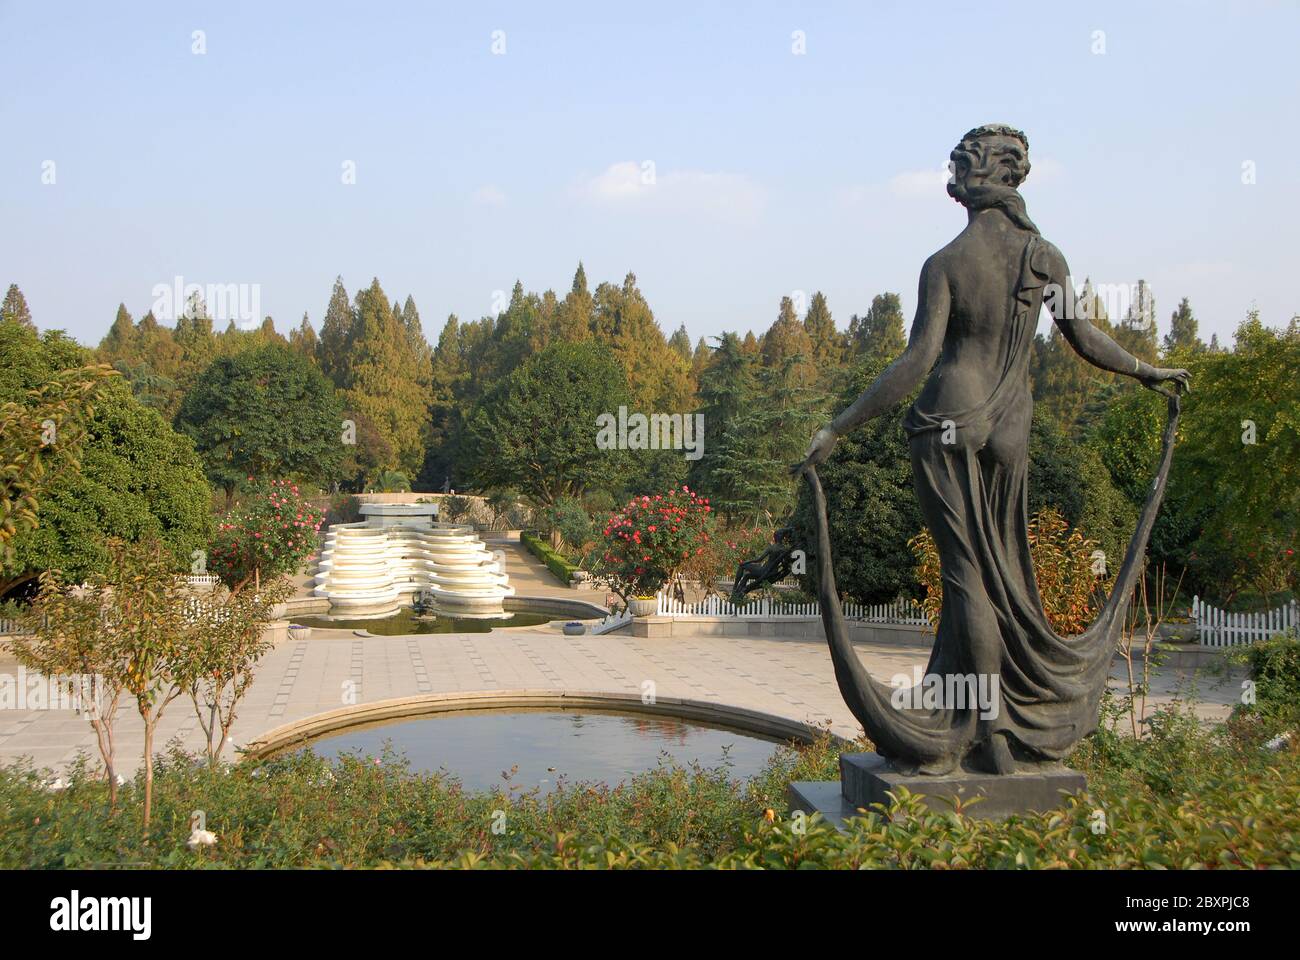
left=209, top=478, right=324, bottom=593
left=590, top=486, right=717, bottom=600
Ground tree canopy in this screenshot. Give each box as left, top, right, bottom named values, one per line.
left=465, top=341, right=631, bottom=506
left=0, top=320, right=209, bottom=595
left=174, top=342, right=344, bottom=500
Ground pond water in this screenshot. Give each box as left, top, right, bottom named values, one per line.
left=295, top=609, right=551, bottom=635
left=299, top=708, right=784, bottom=791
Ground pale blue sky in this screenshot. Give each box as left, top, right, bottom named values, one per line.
left=2, top=0, right=1297, bottom=348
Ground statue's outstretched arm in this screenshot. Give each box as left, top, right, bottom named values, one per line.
left=796, top=257, right=949, bottom=470
left=1046, top=248, right=1190, bottom=396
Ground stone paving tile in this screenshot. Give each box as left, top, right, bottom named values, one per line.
left=0, top=626, right=1243, bottom=778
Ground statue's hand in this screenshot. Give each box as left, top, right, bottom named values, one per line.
left=1138, top=367, right=1192, bottom=399
left=792, top=426, right=839, bottom=475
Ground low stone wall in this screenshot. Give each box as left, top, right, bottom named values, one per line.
left=629, top=615, right=933, bottom=646
left=282, top=596, right=330, bottom=617
left=352, top=492, right=496, bottom=527
left=505, top=594, right=610, bottom=620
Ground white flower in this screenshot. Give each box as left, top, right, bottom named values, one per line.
left=187, top=828, right=218, bottom=849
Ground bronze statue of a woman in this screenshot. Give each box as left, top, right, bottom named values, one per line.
left=798, top=125, right=1190, bottom=776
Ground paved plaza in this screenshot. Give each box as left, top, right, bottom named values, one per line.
left=0, top=541, right=1246, bottom=778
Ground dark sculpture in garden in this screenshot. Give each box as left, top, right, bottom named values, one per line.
left=797, top=125, right=1190, bottom=777
left=730, top=527, right=796, bottom=604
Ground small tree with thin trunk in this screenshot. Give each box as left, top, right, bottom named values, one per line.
left=175, top=579, right=290, bottom=765
left=96, top=538, right=193, bottom=831
left=11, top=575, right=125, bottom=808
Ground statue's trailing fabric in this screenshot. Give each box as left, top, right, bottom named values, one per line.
left=803, top=236, right=1181, bottom=772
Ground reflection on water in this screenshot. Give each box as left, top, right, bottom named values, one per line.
left=295, top=609, right=550, bottom=635
left=301, top=709, right=781, bottom=791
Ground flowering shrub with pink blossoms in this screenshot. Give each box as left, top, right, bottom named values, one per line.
left=209, top=478, right=324, bottom=593
left=590, top=486, right=717, bottom=601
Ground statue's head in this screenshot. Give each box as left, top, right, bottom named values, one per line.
left=946, top=124, right=1038, bottom=232
left=947, top=124, right=1030, bottom=202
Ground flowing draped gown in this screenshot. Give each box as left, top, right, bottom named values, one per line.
left=806, top=235, right=1181, bottom=769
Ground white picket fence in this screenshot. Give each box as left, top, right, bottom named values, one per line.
left=1191, top=596, right=1298, bottom=647
left=655, top=592, right=928, bottom=624
left=0, top=617, right=32, bottom=637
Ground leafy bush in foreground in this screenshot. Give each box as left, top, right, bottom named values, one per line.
left=2, top=709, right=1297, bottom=869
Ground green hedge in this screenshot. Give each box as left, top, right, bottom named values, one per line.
left=521, top=530, right=580, bottom=585
left=2, top=712, right=1298, bottom=868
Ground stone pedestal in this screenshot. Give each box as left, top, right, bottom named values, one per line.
left=788, top=752, right=1086, bottom=826
left=630, top=615, right=672, bottom=638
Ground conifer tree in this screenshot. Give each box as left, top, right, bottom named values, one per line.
left=668, top=324, right=692, bottom=363
left=101, top=304, right=138, bottom=364
left=290, top=312, right=319, bottom=361
left=1163, top=297, right=1202, bottom=355
left=341, top=279, right=430, bottom=475
left=803, top=291, right=842, bottom=366
left=591, top=273, right=692, bottom=412
left=688, top=332, right=756, bottom=493
left=317, top=275, right=354, bottom=388
left=760, top=296, right=815, bottom=386
left=848, top=292, right=906, bottom=363
left=555, top=262, right=594, bottom=342
left=1, top=284, right=33, bottom=327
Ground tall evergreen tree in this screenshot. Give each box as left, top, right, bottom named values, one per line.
left=688, top=332, right=756, bottom=493
left=1031, top=278, right=1131, bottom=431
left=1115, top=279, right=1159, bottom=364
left=591, top=273, right=692, bottom=412
left=1163, top=297, right=1202, bottom=355
left=289, top=312, right=319, bottom=361
left=400, top=294, right=432, bottom=377
left=172, top=312, right=217, bottom=388
left=848, top=292, right=906, bottom=363
left=761, top=296, right=814, bottom=372
left=317, top=275, right=354, bottom=388
left=258, top=315, right=284, bottom=344
left=555, top=262, right=594, bottom=342
left=708, top=353, right=830, bottom=520
left=690, top=336, right=711, bottom=382
left=2, top=284, right=34, bottom=328
left=341, top=278, right=430, bottom=476
left=420, top=313, right=470, bottom=487
left=803, top=291, right=842, bottom=366
left=668, top=324, right=692, bottom=363
left=101, top=304, right=138, bottom=364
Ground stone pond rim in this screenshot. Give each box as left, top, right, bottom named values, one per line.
left=243, top=689, right=849, bottom=759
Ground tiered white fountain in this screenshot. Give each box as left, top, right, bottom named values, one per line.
left=312, top=503, right=514, bottom=617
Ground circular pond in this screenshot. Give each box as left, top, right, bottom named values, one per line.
left=295, top=609, right=551, bottom=635
left=297, top=708, right=784, bottom=791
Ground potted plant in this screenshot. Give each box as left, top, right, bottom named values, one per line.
left=628, top=596, right=658, bottom=617
left=588, top=486, right=716, bottom=618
